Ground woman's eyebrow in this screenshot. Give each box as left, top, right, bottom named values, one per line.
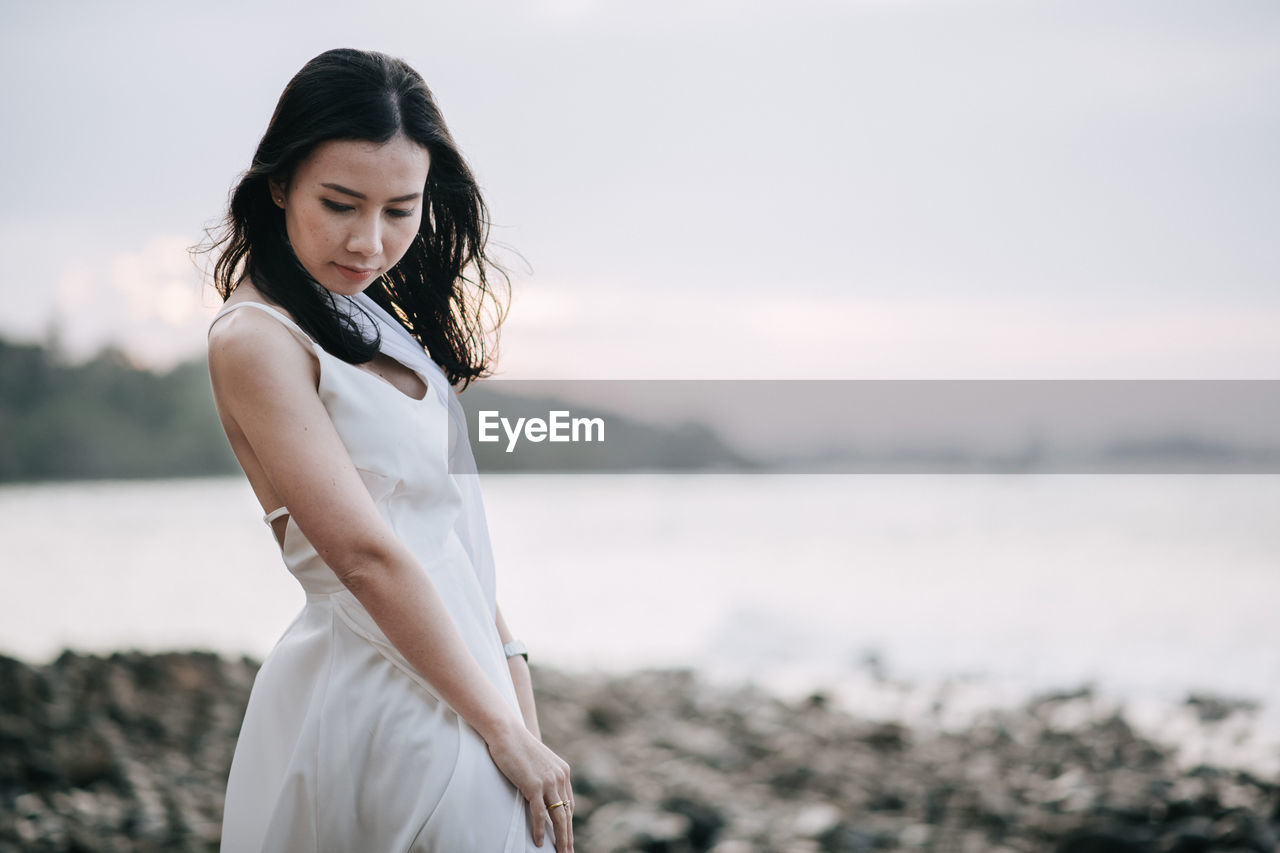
left=320, top=182, right=421, bottom=203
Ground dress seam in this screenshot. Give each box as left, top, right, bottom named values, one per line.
left=313, top=603, right=340, bottom=852
left=404, top=712, right=465, bottom=850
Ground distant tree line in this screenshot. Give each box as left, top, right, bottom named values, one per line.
left=0, top=338, right=237, bottom=483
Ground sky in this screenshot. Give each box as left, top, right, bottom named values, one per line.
left=1, top=0, right=1277, bottom=379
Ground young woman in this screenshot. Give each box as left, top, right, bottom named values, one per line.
left=201, top=49, right=573, bottom=852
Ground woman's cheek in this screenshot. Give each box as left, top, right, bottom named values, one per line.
left=392, top=224, right=418, bottom=260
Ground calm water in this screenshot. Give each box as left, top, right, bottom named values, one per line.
left=3, top=474, right=1278, bottom=771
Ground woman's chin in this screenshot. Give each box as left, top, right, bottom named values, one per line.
left=326, top=282, right=371, bottom=297
left=313, top=273, right=376, bottom=298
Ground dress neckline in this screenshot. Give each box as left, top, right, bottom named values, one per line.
left=345, top=356, right=430, bottom=404
left=212, top=299, right=432, bottom=404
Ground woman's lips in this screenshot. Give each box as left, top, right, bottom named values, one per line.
left=334, top=262, right=377, bottom=281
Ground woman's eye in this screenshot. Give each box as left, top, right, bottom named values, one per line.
left=387, top=208, right=415, bottom=219
left=322, top=199, right=354, bottom=213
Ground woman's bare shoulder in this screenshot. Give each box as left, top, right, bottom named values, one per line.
left=208, top=286, right=319, bottom=397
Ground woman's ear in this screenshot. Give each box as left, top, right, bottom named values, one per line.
left=268, top=177, right=287, bottom=209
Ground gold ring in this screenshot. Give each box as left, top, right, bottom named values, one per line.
left=548, top=801, right=566, bottom=811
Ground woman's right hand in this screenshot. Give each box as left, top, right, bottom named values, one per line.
left=485, top=722, right=574, bottom=852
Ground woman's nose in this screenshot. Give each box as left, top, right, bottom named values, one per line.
left=346, top=214, right=382, bottom=256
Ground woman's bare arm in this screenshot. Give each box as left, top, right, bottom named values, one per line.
left=208, top=310, right=573, bottom=850
left=495, top=604, right=541, bottom=739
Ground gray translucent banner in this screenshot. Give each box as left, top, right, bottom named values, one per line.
left=452, top=380, right=1280, bottom=474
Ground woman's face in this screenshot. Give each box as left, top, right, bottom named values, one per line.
left=270, top=133, right=431, bottom=296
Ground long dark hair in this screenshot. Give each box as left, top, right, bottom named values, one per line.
left=194, top=48, right=508, bottom=388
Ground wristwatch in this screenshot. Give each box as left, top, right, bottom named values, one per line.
left=502, top=640, right=529, bottom=663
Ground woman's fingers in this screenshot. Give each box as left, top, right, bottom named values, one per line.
left=559, top=788, right=574, bottom=853
left=528, top=797, right=547, bottom=847
left=546, top=793, right=571, bottom=853
left=531, top=783, right=574, bottom=852
left=557, top=763, right=574, bottom=852
left=565, top=766, right=575, bottom=816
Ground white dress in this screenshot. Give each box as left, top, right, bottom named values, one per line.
left=209, top=300, right=547, bottom=852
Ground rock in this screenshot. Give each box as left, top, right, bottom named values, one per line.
left=1, top=652, right=1277, bottom=852
left=662, top=794, right=726, bottom=849
left=1054, top=826, right=1152, bottom=852
left=817, top=822, right=884, bottom=853
left=707, top=841, right=756, bottom=853
left=898, top=823, right=931, bottom=847
left=857, top=722, right=908, bottom=752
left=1184, top=692, right=1260, bottom=725
left=793, top=802, right=842, bottom=837
left=587, top=801, right=694, bottom=852
left=1207, top=805, right=1277, bottom=851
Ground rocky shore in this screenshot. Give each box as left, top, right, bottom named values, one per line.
left=1, top=652, right=1276, bottom=852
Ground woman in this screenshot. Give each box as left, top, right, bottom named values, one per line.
left=200, top=49, right=573, bottom=852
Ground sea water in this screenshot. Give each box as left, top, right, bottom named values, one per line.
left=2, top=474, right=1277, bottom=773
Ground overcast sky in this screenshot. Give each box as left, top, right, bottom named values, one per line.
left=1, top=0, right=1277, bottom=378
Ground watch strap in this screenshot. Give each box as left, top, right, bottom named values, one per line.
left=503, top=640, right=529, bottom=662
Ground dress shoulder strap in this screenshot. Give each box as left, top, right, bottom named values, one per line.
left=208, top=300, right=319, bottom=353
left=263, top=505, right=291, bottom=526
